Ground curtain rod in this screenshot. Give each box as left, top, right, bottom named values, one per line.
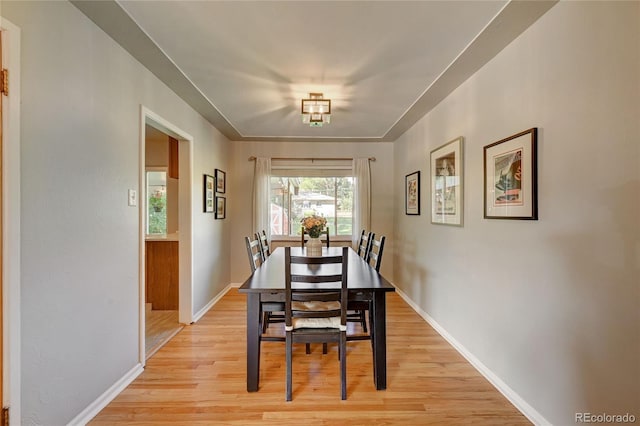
left=248, top=156, right=375, bottom=162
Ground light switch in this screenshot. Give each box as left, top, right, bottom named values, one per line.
left=128, top=189, right=137, bottom=206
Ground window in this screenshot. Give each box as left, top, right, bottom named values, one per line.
left=270, top=176, right=353, bottom=237
left=146, top=169, right=167, bottom=234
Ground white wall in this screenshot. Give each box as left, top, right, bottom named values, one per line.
left=230, top=141, right=394, bottom=283
left=2, top=1, right=230, bottom=424
left=393, top=2, right=639, bottom=424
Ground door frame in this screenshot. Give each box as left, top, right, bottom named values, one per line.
left=139, top=106, right=193, bottom=364
left=1, top=16, right=20, bottom=424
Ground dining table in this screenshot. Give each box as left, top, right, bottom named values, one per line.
left=238, top=246, right=396, bottom=392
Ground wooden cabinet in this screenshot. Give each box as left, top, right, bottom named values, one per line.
left=145, top=240, right=179, bottom=310
left=168, top=137, right=179, bottom=179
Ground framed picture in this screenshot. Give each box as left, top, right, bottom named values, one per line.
left=405, top=171, right=420, bottom=215
left=430, top=136, right=464, bottom=226
left=215, top=196, right=226, bottom=219
left=215, top=169, right=226, bottom=193
left=203, top=174, right=215, bottom=213
left=483, top=128, right=538, bottom=220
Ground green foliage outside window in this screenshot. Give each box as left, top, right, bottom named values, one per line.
left=270, top=176, right=353, bottom=236
left=148, top=190, right=167, bottom=234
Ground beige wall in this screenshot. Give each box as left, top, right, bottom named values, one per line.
left=2, top=1, right=231, bottom=423
left=5, top=0, right=637, bottom=424
left=230, top=141, right=394, bottom=283
left=393, top=2, right=639, bottom=424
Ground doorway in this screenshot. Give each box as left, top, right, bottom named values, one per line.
left=139, top=107, right=193, bottom=364
left=144, top=127, right=181, bottom=358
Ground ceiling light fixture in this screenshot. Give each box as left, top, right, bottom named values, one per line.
left=301, top=93, right=331, bottom=127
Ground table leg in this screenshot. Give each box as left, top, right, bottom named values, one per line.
left=246, top=293, right=261, bottom=392
left=372, top=291, right=387, bottom=390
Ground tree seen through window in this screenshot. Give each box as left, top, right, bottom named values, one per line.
left=270, top=177, right=353, bottom=236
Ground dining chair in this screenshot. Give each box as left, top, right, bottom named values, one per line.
left=284, top=246, right=348, bottom=401
left=246, top=235, right=285, bottom=335
left=300, top=226, right=330, bottom=249
left=257, top=231, right=286, bottom=333
left=348, top=235, right=386, bottom=347
left=348, top=230, right=374, bottom=332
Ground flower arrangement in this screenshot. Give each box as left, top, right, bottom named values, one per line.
left=301, top=214, right=327, bottom=238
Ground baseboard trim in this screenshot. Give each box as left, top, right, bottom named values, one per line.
left=393, top=285, right=550, bottom=426
left=71, top=283, right=236, bottom=424
left=192, top=282, right=236, bottom=323
left=67, top=363, right=144, bottom=426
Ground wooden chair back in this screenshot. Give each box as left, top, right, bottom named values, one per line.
left=367, top=235, right=386, bottom=272
left=257, top=230, right=271, bottom=258
left=357, top=230, right=373, bottom=259
left=245, top=235, right=264, bottom=273
left=300, top=226, right=330, bottom=249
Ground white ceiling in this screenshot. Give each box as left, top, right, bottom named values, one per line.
left=72, top=1, right=557, bottom=142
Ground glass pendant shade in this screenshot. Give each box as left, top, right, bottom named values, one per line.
left=301, top=93, right=331, bottom=127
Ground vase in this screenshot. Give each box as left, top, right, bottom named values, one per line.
left=306, top=236, right=323, bottom=257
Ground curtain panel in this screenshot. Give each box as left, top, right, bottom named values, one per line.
left=352, top=158, right=371, bottom=248
left=252, top=157, right=272, bottom=239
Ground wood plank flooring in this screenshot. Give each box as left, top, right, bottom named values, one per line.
left=145, top=306, right=182, bottom=359
left=91, top=289, right=530, bottom=425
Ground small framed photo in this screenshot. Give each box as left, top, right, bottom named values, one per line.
left=430, top=136, right=464, bottom=226
left=215, top=169, right=226, bottom=194
left=203, top=174, right=215, bottom=213
left=215, top=196, right=226, bottom=219
left=484, top=128, right=538, bottom=220
left=405, top=171, right=420, bottom=215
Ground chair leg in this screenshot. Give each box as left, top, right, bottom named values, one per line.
left=323, top=342, right=328, bottom=354
left=262, top=312, right=269, bottom=334
left=286, top=333, right=292, bottom=401
left=340, top=332, right=347, bottom=400
left=305, top=343, right=311, bottom=354
left=360, top=310, right=367, bottom=333
left=363, top=301, right=373, bottom=333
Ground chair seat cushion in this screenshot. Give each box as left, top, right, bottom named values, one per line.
left=292, top=300, right=340, bottom=312
left=292, top=316, right=341, bottom=329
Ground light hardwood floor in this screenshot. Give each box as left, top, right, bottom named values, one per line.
left=91, top=289, right=530, bottom=425
left=145, top=306, right=183, bottom=359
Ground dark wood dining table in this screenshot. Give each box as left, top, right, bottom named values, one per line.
left=238, top=246, right=396, bottom=392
